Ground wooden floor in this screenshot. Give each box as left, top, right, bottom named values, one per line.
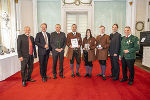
left=135, top=58, right=150, bottom=73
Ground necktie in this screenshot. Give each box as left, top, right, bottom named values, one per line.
left=43, top=32, right=47, bottom=44
left=58, top=32, right=60, bottom=49
left=126, top=36, right=128, bottom=39
left=58, top=32, right=59, bottom=37
left=28, top=36, right=33, bottom=55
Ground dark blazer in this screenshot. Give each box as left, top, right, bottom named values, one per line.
left=17, top=34, right=37, bottom=58
left=109, top=32, right=122, bottom=56
left=35, top=32, right=52, bottom=55
left=50, top=31, right=66, bottom=53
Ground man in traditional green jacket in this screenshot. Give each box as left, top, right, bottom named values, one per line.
left=120, top=26, right=139, bottom=85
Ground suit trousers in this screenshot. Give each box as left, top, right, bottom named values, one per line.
left=121, top=56, right=135, bottom=82
left=21, top=55, right=33, bottom=81
left=110, top=56, right=120, bottom=79
left=52, top=51, right=64, bottom=76
left=39, top=53, right=49, bottom=78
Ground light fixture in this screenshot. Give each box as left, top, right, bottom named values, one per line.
left=128, top=0, right=133, bottom=6
left=15, top=0, right=18, bottom=3
left=148, top=0, right=150, bottom=5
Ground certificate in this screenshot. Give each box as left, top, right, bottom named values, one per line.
left=71, top=38, right=78, bottom=48
left=84, top=44, right=90, bottom=50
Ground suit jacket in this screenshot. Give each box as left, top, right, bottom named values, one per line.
left=96, top=34, right=110, bottom=60
left=120, top=35, right=139, bottom=59
left=82, top=36, right=96, bottom=61
left=35, top=32, right=52, bottom=55
left=50, top=31, right=66, bottom=53
left=109, top=32, right=122, bottom=56
left=17, top=34, right=37, bottom=58
left=66, top=32, right=82, bottom=60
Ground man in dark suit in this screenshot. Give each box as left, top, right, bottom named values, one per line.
left=35, top=23, right=52, bottom=82
left=108, top=24, right=121, bottom=81
left=50, top=24, right=66, bottom=79
left=17, top=26, right=37, bottom=87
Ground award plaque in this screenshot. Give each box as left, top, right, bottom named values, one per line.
left=97, top=44, right=102, bottom=48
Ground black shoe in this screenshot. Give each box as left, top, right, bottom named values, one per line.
left=112, top=78, right=119, bottom=81
left=120, top=79, right=127, bottom=82
left=42, top=78, right=47, bottom=82
left=102, top=76, right=106, bottom=80
left=97, top=74, right=102, bottom=76
left=71, top=73, right=75, bottom=77
left=76, top=73, right=81, bottom=77
left=128, top=81, right=133, bottom=85
left=88, top=74, right=91, bottom=78
left=22, top=81, right=26, bottom=87
left=59, top=75, right=65, bottom=78
left=53, top=75, right=57, bottom=79
left=27, top=79, right=36, bottom=82
left=107, top=75, right=113, bottom=77
left=84, top=73, right=89, bottom=77
left=46, top=76, right=51, bottom=79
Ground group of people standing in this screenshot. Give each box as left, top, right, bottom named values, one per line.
left=17, top=23, right=139, bottom=87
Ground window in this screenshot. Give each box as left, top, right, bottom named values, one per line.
left=66, top=12, right=88, bottom=38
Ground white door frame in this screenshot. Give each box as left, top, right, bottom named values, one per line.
left=61, top=2, right=94, bottom=35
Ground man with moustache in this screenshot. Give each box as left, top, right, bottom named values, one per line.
left=120, top=26, right=139, bottom=85
left=17, top=26, right=37, bottom=87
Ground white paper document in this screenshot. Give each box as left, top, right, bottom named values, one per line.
left=141, top=38, right=146, bottom=42
left=71, top=38, right=78, bottom=48
left=84, top=44, right=90, bottom=50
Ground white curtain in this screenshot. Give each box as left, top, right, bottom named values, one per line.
left=0, top=0, right=16, bottom=50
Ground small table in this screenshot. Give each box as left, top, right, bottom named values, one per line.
left=0, top=52, right=21, bottom=81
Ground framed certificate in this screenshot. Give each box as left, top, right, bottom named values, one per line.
left=71, top=38, right=78, bottom=48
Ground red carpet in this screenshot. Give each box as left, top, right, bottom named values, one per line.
left=0, top=57, right=150, bottom=100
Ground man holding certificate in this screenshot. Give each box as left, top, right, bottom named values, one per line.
left=66, top=24, right=82, bottom=77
